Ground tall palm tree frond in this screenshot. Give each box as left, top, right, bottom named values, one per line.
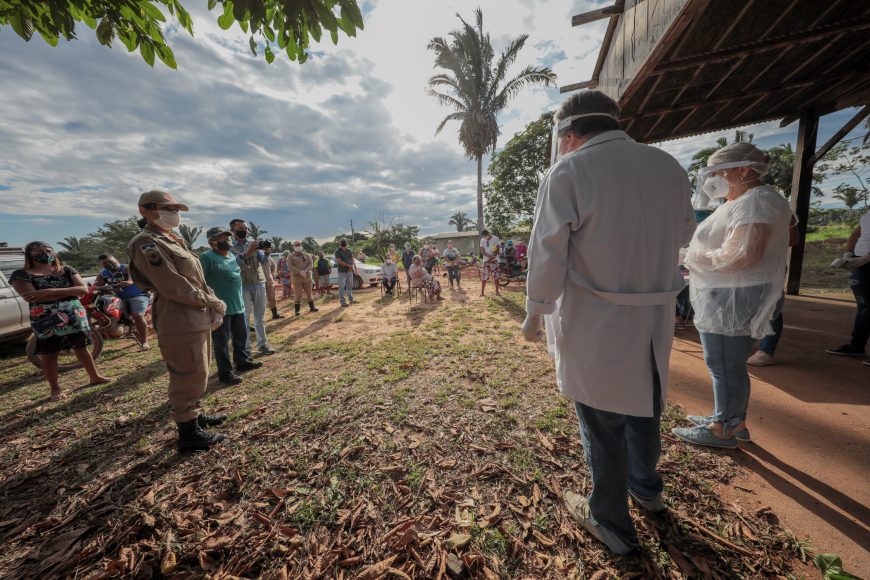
left=427, top=8, right=556, bottom=230
left=435, top=112, right=466, bottom=136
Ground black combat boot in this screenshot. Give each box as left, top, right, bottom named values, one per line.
left=197, top=412, right=228, bottom=428
left=271, top=307, right=284, bottom=320
left=177, top=419, right=225, bottom=452
left=294, top=303, right=301, bottom=316
left=308, top=301, right=319, bottom=313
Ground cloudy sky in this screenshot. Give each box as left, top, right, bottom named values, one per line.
left=0, top=0, right=864, bottom=249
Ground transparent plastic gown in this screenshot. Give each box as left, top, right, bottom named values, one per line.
left=683, top=185, right=793, bottom=339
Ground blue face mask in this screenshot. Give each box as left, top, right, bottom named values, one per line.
left=34, top=253, right=54, bottom=264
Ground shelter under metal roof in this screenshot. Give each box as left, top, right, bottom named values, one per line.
left=564, top=0, right=870, bottom=144
left=563, top=0, right=869, bottom=294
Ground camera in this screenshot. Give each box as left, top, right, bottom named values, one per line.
left=261, top=240, right=272, bottom=250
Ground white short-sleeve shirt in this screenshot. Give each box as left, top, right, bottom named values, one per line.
left=855, top=209, right=870, bottom=257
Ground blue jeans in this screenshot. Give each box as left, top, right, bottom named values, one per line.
left=574, top=354, right=663, bottom=547
left=759, top=293, right=785, bottom=355
left=212, top=313, right=252, bottom=376
left=243, top=284, right=268, bottom=349
left=848, top=263, right=870, bottom=350
left=338, top=271, right=354, bottom=305
left=700, top=332, right=755, bottom=425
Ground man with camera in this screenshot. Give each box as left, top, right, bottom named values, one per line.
left=228, top=219, right=275, bottom=356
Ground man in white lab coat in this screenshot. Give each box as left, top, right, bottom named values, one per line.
left=523, top=90, right=695, bottom=555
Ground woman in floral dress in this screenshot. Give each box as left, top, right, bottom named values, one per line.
left=408, top=255, right=443, bottom=301
left=10, top=242, right=110, bottom=400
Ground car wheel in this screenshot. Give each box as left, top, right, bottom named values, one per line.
left=353, top=276, right=362, bottom=290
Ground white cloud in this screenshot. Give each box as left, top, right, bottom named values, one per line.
left=0, top=0, right=863, bottom=248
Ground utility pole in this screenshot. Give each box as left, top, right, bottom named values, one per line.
left=350, top=220, right=355, bottom=254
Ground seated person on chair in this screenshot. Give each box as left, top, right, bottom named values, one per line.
left=408, top=255, right=443, bottom=301
left=381, top=256, right=398, bottom=295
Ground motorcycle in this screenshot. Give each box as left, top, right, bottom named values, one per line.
left=26, top=283, right=151, bottom=372
left=497, top=258, right=528, bottom=287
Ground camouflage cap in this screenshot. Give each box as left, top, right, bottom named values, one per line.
left=206, top=226, right=233, bottom=239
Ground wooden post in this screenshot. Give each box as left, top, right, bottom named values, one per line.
left=786, top=109, right=819, bottom=296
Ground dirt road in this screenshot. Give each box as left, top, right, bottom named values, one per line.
left=668, top=293, right=870, bottom=572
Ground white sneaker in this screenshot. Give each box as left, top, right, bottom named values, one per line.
left=747, top=351, right=776, bottom=366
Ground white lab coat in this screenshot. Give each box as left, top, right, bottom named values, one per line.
left=526, top=130, right=696, bottom=417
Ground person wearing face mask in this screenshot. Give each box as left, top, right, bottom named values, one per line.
left=334, top=239, right=356, bottom=307
left=277, top=250, right=292, bottom=299
left=289, top=241, right=319, bottom=316
left=442, top=240, right=462, bottom=290
left=260, top=241, right=284, bottom=320
left=10, top=242, right=111, bottom=401
left=94, top=253, right=151, bottom=350
left=316, top=251, right=332, bottom=296
left=401, top=242, right=415, bottom=284
left=673, top=143, right=794, bottom=449
left=523, top=90, right=695, bottom=556
left=228, top=219, right=275, bottom=356
left=127, top=190, right=229, bottom=452
left=381, top=255, right=398, bottom=295
left=420, top=243, right=435, bottom=275
left=200, top=227, right=264, bottom=386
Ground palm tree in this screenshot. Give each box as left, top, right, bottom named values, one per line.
left=832, top=184, right=863, bottom=209
left=269, top=236, right=285, bottom=251
left=428, top=9, right=556, bottom=232
left=178, top=224, right=202, bottom=249
left=248, top=222, right=268, bottom=240
left=57, top=236, right=83, bottom=253
left=687, top=130, right=755, bottom=182
left=301, top=236, right=320, bottom=253
left=448, top=211, right=473, bottom=232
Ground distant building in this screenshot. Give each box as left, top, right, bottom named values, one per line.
left=426, top=231, right=479, bottom=256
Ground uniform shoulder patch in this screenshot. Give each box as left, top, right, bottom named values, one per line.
left=139, top=242, right=164, bottom=267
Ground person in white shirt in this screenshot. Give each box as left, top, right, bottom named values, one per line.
left=442, top=241, right=462, bottom=290
left=523, top=90, right=695, bottom=555
left=826, top=208, right=870, bottom=365
left=479, top=229, right=501, bottom=297
left=381, top=257, right=398, bottom=295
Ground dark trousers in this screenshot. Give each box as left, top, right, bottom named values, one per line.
left=446, top=265, right=460, bottom=286
left=212, top=313, right=252, bottom=376
left=759, top=293, right=786, bottom=355
left=574, top=353, right=663, bottom=547
left=849, top=263, right=870, bottom=350
left=382, top=276, right=397, bottom=291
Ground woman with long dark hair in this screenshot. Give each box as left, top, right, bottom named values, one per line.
left=10, top=242, right=110, bottom=400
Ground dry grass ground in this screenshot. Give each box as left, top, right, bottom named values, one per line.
left=0, top=284, right=811, bottom=579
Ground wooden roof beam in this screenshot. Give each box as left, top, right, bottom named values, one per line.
left=628, top=72, right=856, bottom=119
left=571, top=2, right=624, bottom=27
left=653, top=17, right=870, bottom=74
left=811, top=105, right=869, bottom=165
left=559, top=80, right=598, bottom=94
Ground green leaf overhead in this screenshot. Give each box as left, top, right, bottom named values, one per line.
left=0, top=0, right=365, bottom=67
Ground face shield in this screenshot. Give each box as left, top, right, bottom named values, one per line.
left=692, top=158, right=769, bottom=210
left=550, top=112, right=618, bottom=165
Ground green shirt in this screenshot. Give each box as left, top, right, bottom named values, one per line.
left=199, top=250, right=245, bottom=316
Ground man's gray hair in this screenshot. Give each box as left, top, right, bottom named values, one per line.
left=555, top=90, right=621, bottom=138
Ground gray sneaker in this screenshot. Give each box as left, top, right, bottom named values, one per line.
left=628, top=488, right=666, bottom=513
left=564, top=491, right=638, bottom=556
left=686, top=415, right=751, bottom=442
left=672, top=425, right=737, bottom=449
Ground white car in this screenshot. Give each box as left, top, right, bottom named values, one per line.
left=325, top=258, right=382, bottom=289
left=0, top=247, right=29, bottom=342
